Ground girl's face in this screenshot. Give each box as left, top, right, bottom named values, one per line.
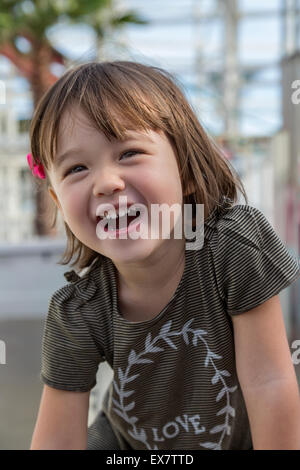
left=48, top=106, right=185, bottom=264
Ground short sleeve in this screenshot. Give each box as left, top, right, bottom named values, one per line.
left=212, top=205, right=300, bottom=316
left=41, top=286, right=104, bottom=392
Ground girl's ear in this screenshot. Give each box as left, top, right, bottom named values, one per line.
left=48, top=186, right=63, bottom=214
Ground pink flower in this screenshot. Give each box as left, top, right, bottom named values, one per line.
left=27, top=153, right=46, bottom=179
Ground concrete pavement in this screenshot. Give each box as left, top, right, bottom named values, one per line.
left=0, top=317, right=113, bottom=450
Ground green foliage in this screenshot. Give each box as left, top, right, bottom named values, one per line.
left=0, top=0, right=148, bottom=44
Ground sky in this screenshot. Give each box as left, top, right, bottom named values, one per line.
left=0, top=0, right=289, bottom=137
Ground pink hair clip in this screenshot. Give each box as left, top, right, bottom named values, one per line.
left=27, top=153, right=46, bottom=179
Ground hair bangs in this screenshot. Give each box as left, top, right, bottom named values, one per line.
left=76, top=68, right=168, bottom=142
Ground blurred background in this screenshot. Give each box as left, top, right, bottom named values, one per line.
left=0, top=0, right=300, bottom=449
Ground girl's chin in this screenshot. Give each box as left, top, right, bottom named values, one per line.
left=96, top=238, right=162, bottom=262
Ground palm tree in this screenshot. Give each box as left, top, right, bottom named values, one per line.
left=0, top=0, right=147, bottom=236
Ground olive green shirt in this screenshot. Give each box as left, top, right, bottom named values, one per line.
left=40, top=201, right=300, bottom=450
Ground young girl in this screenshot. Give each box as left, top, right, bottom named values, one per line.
left=29, top=61, right=300, bottom=450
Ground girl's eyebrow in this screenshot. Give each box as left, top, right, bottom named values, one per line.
left=54, top=132, right=155, bottom=168
left=122, top=131, right=155, bottom=144
left=54, top=148, right=82, bottom=168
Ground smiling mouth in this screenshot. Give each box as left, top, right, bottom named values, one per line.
left=96, top=211, right=141, bottom=231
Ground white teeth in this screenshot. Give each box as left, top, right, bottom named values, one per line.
left=101, top=206, right=139, bottom=221
left=128, top=206, right=140, bottom=216
left=119, top=207, right=129, bottom=218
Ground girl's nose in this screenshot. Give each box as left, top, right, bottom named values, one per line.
left=92, top=167, right=125, bottom=197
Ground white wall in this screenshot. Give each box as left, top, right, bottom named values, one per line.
left=0, top=238, right=68, bottom=320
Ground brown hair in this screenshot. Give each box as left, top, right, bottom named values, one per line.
left=29, top=60, right=248, bottom=270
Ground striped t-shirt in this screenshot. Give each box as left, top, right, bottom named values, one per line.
left=40, top=201, right=300, bottom=450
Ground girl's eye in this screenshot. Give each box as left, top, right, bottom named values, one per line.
left=63, top=150, right=142, bottom=177
left=65, top=165, right=86, bottom=176
left=120, top=150, right=141, bottom=160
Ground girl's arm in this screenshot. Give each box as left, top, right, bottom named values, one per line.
left=30, top=384, right=90, bottom=450
left=232, top=294, right=300, bottom=450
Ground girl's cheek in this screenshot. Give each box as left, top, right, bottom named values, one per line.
left=59, top=189, right=82, bottom=219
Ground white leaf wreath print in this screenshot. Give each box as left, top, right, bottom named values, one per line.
left=112, top=318, right=237, bottom=450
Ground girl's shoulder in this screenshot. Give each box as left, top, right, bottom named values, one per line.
left=50, top=256, right=101, bottom=308
left=204, top=199, right=272, bottom=250
left=63, top=255, right=100, bottom=284
left=202, top=200, right=300, bottom=315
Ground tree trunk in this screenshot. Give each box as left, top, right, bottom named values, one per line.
left=30, top=43, right=59, bottom=237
